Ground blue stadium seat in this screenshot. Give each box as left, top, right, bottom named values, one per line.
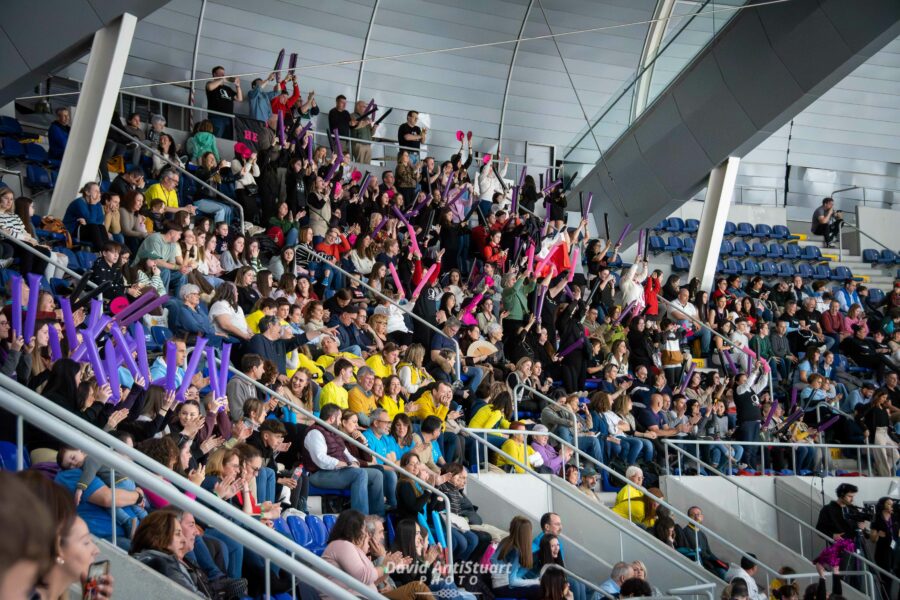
left=812, top=264, right=831, bottom=280
left=868, top=288, right=886, bottom=308
left=863, top=249, right=881, bottom=264
left=742, top=260, right=760, bottom=277
left=683, top=219, right=699, bottom=234
left=716, top=259, right=725, bottom=273
left=1, top=137, right=25, bottom=160
left=672, top=255, right=690, bottom=272
left=305, top=515, right=329, bottom=555
left=777, top=262, right=795, bottom=278
left=286, top=515, right=314, bottom=549
left=796, top=263, right=814, bottom=278
left=666, top=217, right=685, bottom=233
left=719, top=240, right=733, bottom=256
left=830, top=266, right=853, bottom=281
left=0, top=116, right=23, bottom=137
left=25, top=165, right=52, bottom=190
left=754, top=224, right=773, bottom=239
left=731, top=240, right=750, bottom=258
left=24, top=143, right=49, bottom=164
left=771, top=225, right=791, bottom=240
left=722, top=259, right=742, bottom=275
left=681, top=237, right=695, bottom=254
left=801, top=245, right=823, bottom=262
left=783, top=244, right=801, bottom=261
left=723, top=221, right=737, bottom=237
left=879, top=249, right=898, bottom=265
left=648, top=236, right=665, bottom=255
left=664, top=236, right=683, bottom=254
left=735, top=222, right=754, bottom=237
left=749, top=242, right=767, bottom=258
left=0, top=441, right=28, bottom=470
left=759, top=262, right=778, bottom=277
left=323, top=514, right=337, bottom=533
left=767, top=243, right=784, bottom=260
left=653, top=219, right=667, bottom=232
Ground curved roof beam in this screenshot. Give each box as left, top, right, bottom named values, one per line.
left=631, top=0, right=677, bottom=119
left=355, top=0, right=381, bottom=102
left=497, top=0, right=535, bottom=156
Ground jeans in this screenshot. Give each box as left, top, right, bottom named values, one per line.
left=188, top=536, right=226, bottom=581
left=450, top=528, right=480, bottom=561
left=204, top=528, right=244, bottom=579
left=159, top=268, right=186, bottom=297
left=256, top=466, right=276, bottom=504
left=209, top=115, right=233, bottom=140
left=309, top=467, right=384, bottom=515
left=794, top=445, right=816, bottom=472
left=193, top=199, right=233, bottom=225
left=616, top=436, right=646, bottom=465
left=369, top=465, right=397, bottom=509
left=708, top=443, right=744, bottom=471
left=736, top=420, right=761, bottom=469
left=340, top=344, right=363, bottom=357
left=462, top=366, right=484, bottom=395
left=558, top=433, right=605, bottom=465
left=700, top=327, right=712, bottom=355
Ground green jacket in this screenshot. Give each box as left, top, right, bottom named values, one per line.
left=501, top=277, right=536, bottom=321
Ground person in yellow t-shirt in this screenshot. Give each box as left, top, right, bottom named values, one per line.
left=379, top=374, right=417, bottom=421
left=348, top=367, right=379, bottom=418
left=319, top=357, right=355, bottom=410
left=497, top=422, right=543, bottom=474
left=409, top=381, right=458, bottom=424
left=467, top=391, right=513, bottom=431
left=315, top=335, right=365, bottom=375
left=144, top=170, right=193, bottom=215
left=611, top=466, right=658, bottom=527
left=245, top=298, right=278, bottom=334
left=365, top=342, right=401, bottom=378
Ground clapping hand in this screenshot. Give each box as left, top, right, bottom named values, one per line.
left=200, top=435, right=225, bottom=454
left=105, top=408, right=129, bottom=430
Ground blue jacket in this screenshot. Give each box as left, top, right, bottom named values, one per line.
left=171, top=302, right=216, bottom=339
left=248, top=83, right=278, bottom=122
left=48, top=121, right=69, bottom=159
left=63, top=197, right=105, bottom=234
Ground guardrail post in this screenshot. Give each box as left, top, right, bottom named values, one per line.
left=110, top=467, right=117, bottom=549
left=16, top=415, right=23, bottom=471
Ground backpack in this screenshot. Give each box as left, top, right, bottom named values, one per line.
left=40, top=216, right=73, bottom=248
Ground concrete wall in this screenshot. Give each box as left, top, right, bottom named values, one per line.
left=855, top=206, right=900, bottom=252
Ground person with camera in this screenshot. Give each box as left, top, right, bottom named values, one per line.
left=811, top=197, right=844, bottom=248
left=733, top=362, right=770, bottom=470
left=816, top=484, right=871, bottom=575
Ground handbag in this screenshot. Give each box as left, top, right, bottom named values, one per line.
left=242, top=183, right=259, bottom=196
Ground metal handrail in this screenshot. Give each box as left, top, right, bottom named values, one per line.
left=109, top=123, right=245, bottom=227
left=294, top=243, right=463, bottom=379
left=542, top=564, right=615, bottom=600
left=841, top=221, right=894, bottom=254
left=0, top=227, right=97, bottom=287
left=219, top=360, right=456, bottom=569
left=667, top=582, right=716, bottom=600
left=464, top=428, right=717, bottom=589
left=661, top=439, right=900, bottom=592
left=0, top=166, right=24, bottom=194
left=512, top=382, right=580, bottom=470
left=0, top=375, right=373, bottom=600
left=777, top=571, right=876, bottom=600
left=469, top=427, right=789, bottom=590
left=122, top=89, right=239, bottom=120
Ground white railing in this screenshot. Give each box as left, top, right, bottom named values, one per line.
left=0, top=373, right=373, bottom=600
left=661, top=438, right=900, bottom=595
left=464, top=428, right=719, bottom=591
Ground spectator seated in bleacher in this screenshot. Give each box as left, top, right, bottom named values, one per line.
left=63, top=181, right=110, bottom=250
left=47, top=107, right=71, bottom=162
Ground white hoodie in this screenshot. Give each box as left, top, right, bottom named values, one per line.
left=723, top=564, right=766, bottom=600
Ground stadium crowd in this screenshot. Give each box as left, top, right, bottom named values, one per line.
left=0, top=62, right=899, bottom=600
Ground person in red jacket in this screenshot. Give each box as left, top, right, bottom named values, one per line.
left=315, top=226, right=353, bottom=292
left=483, top=230, right=507, bottom=270
left=643, top=269, right=662, bottom=321
left=270, top=75, right=300, bottom=119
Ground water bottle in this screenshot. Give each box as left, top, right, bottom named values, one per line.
left=292, top=466, right=303, bottom=481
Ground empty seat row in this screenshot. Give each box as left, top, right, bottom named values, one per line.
left=722, top=240, right=828, bottom=262
left=654, top=218, right=793, bottom=240
left=862, top=248, right=900, bottom=266
left=648, top=235, right=695, bottom=255
left=1, top=138, right=61, bottom=167
left=715, top=259, right=851, bottom=280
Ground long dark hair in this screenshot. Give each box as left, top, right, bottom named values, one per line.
left=534, top=533, right=563, bottom=569
left=392, top=518, right=421, bottom=559
left=328, top=509, right=366, bottom=545
left=43, top=358, right=81, bottom=398
left=14, top=196, right=35, bottom=236
left=539, top=566, right=569, bottom=600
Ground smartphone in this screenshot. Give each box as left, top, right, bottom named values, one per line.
left=82, top=560, right=110, bottom=600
